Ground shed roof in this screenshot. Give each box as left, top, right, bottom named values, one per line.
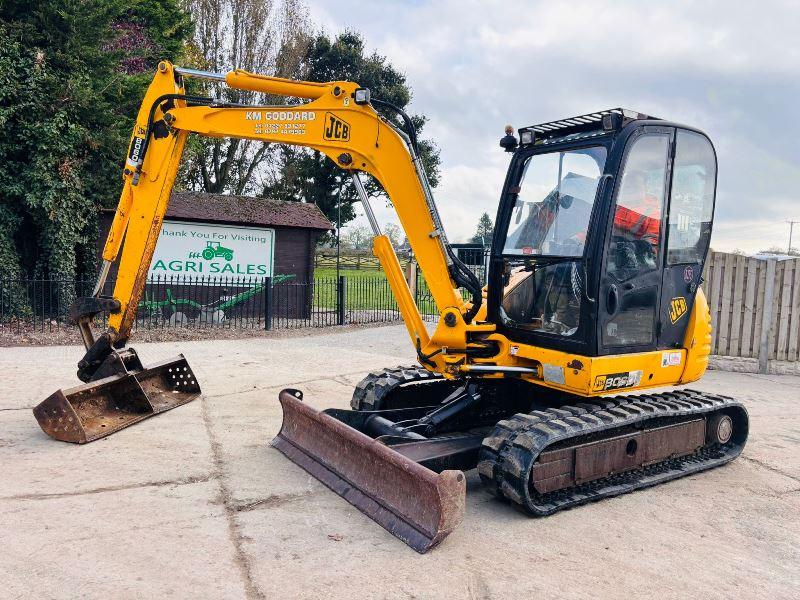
left=101, top=191, right=333, bottom=230
left=168, top=192, right=333, bottom=230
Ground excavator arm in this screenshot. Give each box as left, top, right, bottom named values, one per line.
left=29, top=61, right=494, bottom=549
left=78, top=60, right=480, bottom=381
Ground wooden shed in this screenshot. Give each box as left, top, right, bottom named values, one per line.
left=98, top=192, right=332, bottom=324
left=99, top=191, right=333, bottom=283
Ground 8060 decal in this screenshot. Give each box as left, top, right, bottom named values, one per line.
left=593, top=370, right=643, bottom=392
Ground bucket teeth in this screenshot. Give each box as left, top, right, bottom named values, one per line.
left=33, top=353, right=201, bottom=443
left=274, top=389, right=466, bottom=553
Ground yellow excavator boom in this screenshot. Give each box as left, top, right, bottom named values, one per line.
left=99, top=62, right=466, bottom=355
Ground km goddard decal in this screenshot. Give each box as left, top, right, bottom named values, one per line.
left=148, top=221, right=274, bottom=282
left=245, top=110, right=316, bottom=121
left=248, top=110, right=316, bottom=136
left=593, top=370, right=643, bottom=392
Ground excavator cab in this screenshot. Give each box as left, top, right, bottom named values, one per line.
left=489, top=109, right=716, bottom=359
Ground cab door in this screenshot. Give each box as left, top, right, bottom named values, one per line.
left=658, top=129, right=717, bottom=348
left=598, top=126, right=672, bottom=354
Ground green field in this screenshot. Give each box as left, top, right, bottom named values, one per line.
left=313, top=267, right=388, bottom=281
left=309, top=268, right=435, bottom=313
left=314, top=254, right=412, bottom=272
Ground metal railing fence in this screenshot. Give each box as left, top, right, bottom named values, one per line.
left=0, top=273, right=445, bottom=333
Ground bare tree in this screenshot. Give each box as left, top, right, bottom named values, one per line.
left=759, top=246, right=800, bottom=257
left=343, top=224, right=372, bottom=251
left=181, top=0, right=311, bottom=195
left=384, top=222, right=401, bottom=248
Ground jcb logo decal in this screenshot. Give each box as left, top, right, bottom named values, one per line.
left=669, top=297, right=688, bottom=324
left=324, top=112, right=350, bottom=141
left=593, top=375, right=607, bottom=391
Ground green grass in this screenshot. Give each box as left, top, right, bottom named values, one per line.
left=309, top=267, right=436, bottom=314
left=314, top=267, right=388, bottom=281
left=311, top=269, right=394, bottom=310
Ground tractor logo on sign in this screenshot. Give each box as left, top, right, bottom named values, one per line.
left=669, top=296, right=688, bottom=324
left=189, top=241, right=234, bottom=262
left=323, top=112, right=350, bottom=141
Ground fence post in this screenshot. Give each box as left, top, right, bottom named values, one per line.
left=264, top=277, right=273, bottom=330
left=337, top=275, right=346, bottom=325
left=415, top=269, right=420, bottom=308
left=758, top=259, right=777, bottom=374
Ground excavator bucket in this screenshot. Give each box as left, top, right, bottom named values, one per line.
left=33, top=349, right=200, bottom=443
left=273, top=389, right=466, bottom=553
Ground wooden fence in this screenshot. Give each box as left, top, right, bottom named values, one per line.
left=703, top=251, right=800, bottom=370
left=312, top=250, right=800, bottom=369
left=315, top=252, right=412, bottom=271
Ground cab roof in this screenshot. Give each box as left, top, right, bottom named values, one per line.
left=519, top=108, right=660, bottom=145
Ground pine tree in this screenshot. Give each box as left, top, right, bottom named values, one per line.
left=470, top=213, right=494, bottom=245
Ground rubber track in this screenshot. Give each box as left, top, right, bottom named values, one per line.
left=477, top=389, right=748, bottom=515
left=351, top=365, right=445, bottom=410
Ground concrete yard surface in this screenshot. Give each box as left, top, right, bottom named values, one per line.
left=1, top=325, right=799, bottom=599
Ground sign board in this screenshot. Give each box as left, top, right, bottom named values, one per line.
left=148, top=220, right=274, bottom=282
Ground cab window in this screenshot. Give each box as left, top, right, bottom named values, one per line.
left=601, top=132, right=670, bottom=348
left=606, top=134, right=670, bottom=282
left=667, top=131, right=716, bottom=264
left=503, top=147, right=607, bottom=258
left=500, top=261, right=583, bottom=337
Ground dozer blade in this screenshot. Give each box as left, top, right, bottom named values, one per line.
left=274, top=389, right=466, bottom=553
left=33, top=353, right=200, bottom=444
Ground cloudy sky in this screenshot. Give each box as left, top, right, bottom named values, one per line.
left=307, top=0, right=800, bottom=253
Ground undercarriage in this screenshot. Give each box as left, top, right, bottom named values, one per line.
left=274, top=366, right=748, bottom=552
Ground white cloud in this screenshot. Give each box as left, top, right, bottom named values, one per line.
left=309, top=0, right=800, bottom=253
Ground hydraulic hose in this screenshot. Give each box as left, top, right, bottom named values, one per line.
left=371, top=98, right=420, bottom=155
left=133, top=93, right=216, bottom=180
left=371, top=98, right=484, bottom=323
left=448, top=247, right=483, bottom=323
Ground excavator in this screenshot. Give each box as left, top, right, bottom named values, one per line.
left=33, top=61, right=748, bottom=553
